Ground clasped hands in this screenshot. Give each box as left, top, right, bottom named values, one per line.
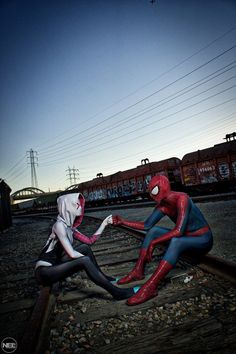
left=103, top=215, right=123, bottom=226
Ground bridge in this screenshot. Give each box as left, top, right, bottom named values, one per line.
left=65, top=184, right=80, bottom=191
left=11, top=187, right=45, bottom=201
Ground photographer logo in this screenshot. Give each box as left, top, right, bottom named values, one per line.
left=1, top=338, right=17, bottom=353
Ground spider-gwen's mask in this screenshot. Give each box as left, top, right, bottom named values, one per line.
left=57, top=193, right=85, bottom=227
left=148, top=175, right=171, bottom=203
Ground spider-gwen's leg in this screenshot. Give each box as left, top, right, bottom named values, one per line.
left=75, top=244, right=115, bottom=281
left=118, top=226, right=171, bottom=285
left=35, top=256, right=136, bottom=300
left=127, top=231, right=213, bottom=305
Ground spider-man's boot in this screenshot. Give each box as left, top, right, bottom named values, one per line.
left=117, top=249, right=147, bottom=285
left=127, top=260, right=173, bottom=305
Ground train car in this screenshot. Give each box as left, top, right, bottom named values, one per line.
left=71, top=157, right=182, bottom=206
left=0, top=179, right=12, bottom=231
left=12, top=192, right=60, bottom=215
left=11, top=140, right=236, bottom=215
left=181, top=140, right=236, bottom=195
left=34, top=191, right=60, bottom=212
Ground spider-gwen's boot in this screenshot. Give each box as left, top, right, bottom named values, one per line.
left=127, top=260, right=173, bottom=305
left=117, top=249, right=147, bottom=285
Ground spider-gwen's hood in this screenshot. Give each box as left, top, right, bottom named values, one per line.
left=57, top=193, right=85, bottom=227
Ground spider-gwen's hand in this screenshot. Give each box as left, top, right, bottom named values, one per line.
left=112, top=215, right=123, bottom=226
left=102, top=215, right=113, bottom=227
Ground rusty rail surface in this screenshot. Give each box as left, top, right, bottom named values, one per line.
left=18, top=287, right=52, bottom=354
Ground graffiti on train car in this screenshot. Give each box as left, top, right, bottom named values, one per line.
left=218, top=162, right=230, bottom=179
left=181, top=165, right=198, bottom=186
left=183, top=159, right=236, bottom=186
left=12, top=140, right=236, bottom=213
left=232, top=161, right=236, bottom=177
left=88, top=188, right=107, bottom=201
left=197, top=161, right=218, bottom=184
left=86, top=175, right=153, bottom=201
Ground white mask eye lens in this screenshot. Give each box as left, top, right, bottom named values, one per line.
left=151, top=186, right=159, bottom=196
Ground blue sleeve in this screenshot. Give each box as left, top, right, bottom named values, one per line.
left=144, top=208, right=164, bottom=230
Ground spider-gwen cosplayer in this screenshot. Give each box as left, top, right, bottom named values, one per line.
left=112, top=175, right=213, bottom=305
left=35, top=193, right=138, bottom=300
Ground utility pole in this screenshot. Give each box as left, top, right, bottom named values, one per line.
left=66, top=166, right=79, bottom=186
left=27, top=149, right=39, bottom=188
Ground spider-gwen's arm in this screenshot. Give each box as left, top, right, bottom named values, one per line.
left=112, top=208, right=165, bottom=231
left=73, top=215, right=112, bottom=245
left=53, top=222, right=84, bottom=259
left=146, top=196, right=190, bottom=261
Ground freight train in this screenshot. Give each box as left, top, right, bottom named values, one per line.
left=12, top=140, right=236, bottom=212
left=66, top=157, right=182, bottom=205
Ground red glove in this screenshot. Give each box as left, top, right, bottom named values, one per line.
left=112, top=215, right=123, bottom=226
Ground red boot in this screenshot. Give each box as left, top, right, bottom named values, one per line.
left=117, top=249, right=147, bottom=285
left=127, top=260, right=173, bottom=305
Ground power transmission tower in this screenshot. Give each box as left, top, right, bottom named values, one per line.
left=66, top=166, right=79, bottom=186
left=27, top=149, right=39, bottom=188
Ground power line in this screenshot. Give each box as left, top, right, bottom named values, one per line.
left=39, top=74, right=236, bottom=160
left=39, top=96, right=236, bottom=166
left=4, top=154, right=26, bottom=179
left=6, top=166, right=28, bottom=184
left=5, top=163, right=27, bottom=181
left=35, top=24, right=236, bottom=151
left=5, top=26, right=236, bottom=187
left=40, top=83, right=236, bottom=162
left=72, top=87, right=236, bottom=158
left=38, top=44, right=236, bottom=154
left=111, top=112, right=236, bottom=164
left=39, top=60, right=236, bottom=157
left=68, top=114, right=236, bottom=181
left=39, top=111, right=235, bottom=185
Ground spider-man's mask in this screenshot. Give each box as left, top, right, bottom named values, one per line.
left=148, top=175, right=171, bottom=203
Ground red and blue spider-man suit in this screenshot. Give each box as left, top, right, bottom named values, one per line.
left=112, top=175, right=213, bottom=306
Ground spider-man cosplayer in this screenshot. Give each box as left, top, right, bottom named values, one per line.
left=112, top=175, right=213, bottom=305
left=35, top=193, right=139, bottom=300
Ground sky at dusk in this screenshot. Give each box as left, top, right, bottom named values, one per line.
left=0, top=0, right=236, bottom=193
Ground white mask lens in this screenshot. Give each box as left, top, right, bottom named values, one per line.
left=151, top=186, right=159, bottom=196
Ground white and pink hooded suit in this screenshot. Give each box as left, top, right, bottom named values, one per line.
left=35, top=193, right=138, bottom=300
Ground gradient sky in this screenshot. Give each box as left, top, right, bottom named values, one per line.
left=0, top=0, right=236, bottom=193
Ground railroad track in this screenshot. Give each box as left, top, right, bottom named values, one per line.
left=14, top=216, right=236, bottom=354
left=1, top=215, right=236, bottom=354
left=0, top=217, right=53, bottom=354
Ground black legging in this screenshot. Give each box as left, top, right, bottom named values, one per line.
left=35, top=245, right=134, bottom=300
left=73, top=244, right=115, bottom=281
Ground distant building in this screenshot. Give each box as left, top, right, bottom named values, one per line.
left=0, top=179, right=12, bottom=232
